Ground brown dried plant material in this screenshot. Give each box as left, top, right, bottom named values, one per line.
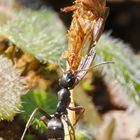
left=62, top=0, right=109, bottom=71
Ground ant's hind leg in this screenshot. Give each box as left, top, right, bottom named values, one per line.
left=68, top=106, right=85, bottom=126
left=63, top=115, right=76, bottom=140
left=21, top=108, right=52, bottom=140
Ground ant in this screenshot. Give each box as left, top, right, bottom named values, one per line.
left=21, top=70, right=85, bottom=140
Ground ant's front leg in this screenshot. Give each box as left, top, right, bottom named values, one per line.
left=21, top=108, right=52, bottom=140
left=68, top=106, right=85, bottom=126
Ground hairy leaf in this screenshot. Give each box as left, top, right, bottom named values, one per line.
left=0, top=55, right=26, bottom=121
left=96, top=32, right=140, bottom=103
left=0, top=9, right=67, bottom=67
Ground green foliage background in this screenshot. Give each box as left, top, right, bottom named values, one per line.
left=0, top=1, right=140, bottom=139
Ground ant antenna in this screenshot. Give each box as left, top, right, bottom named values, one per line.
left=76, top=61, right=114, bottom=72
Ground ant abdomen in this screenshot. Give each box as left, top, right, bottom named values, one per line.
left=47, top=117, right=64, bottom=140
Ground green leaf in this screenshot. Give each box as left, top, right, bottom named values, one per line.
left=0, top=9, right=67, bottom=67
left=24, top=134, right=35, bottom=140
left=21, top=90, right=57, bottom=132
left=96, top=32, right=140, bottom=103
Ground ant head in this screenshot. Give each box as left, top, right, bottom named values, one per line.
left=47, top=117, right=64, bottom=139
left=59, top=70, right=76, bottom=89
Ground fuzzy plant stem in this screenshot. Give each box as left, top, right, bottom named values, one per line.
left=64, top=64, right=76, bottom=140
left=68, top=89, right=76, bottom=126
left=0, top=55, right=26, bottom=121
left=64, top=90, right=76, bottom=140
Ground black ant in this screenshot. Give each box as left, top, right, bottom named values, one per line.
left=21, top=71, right=85, bottom=140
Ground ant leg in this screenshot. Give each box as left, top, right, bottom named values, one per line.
left=21, top=108, right=52, bottom=140
left=64, top=116, right=75, bottom=140
left=39, top=114, right=54, bottom=127
left=21, top=108, right=39, bottom=140
left=68, top=106, right=85, bottom=126
left=38, top=108, right=52, bottom=120
left=39, top=115, right=48, bottom=127
left=67, top=122, right=73, bottom=140
left=63, top=115, right=76, bottom=140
